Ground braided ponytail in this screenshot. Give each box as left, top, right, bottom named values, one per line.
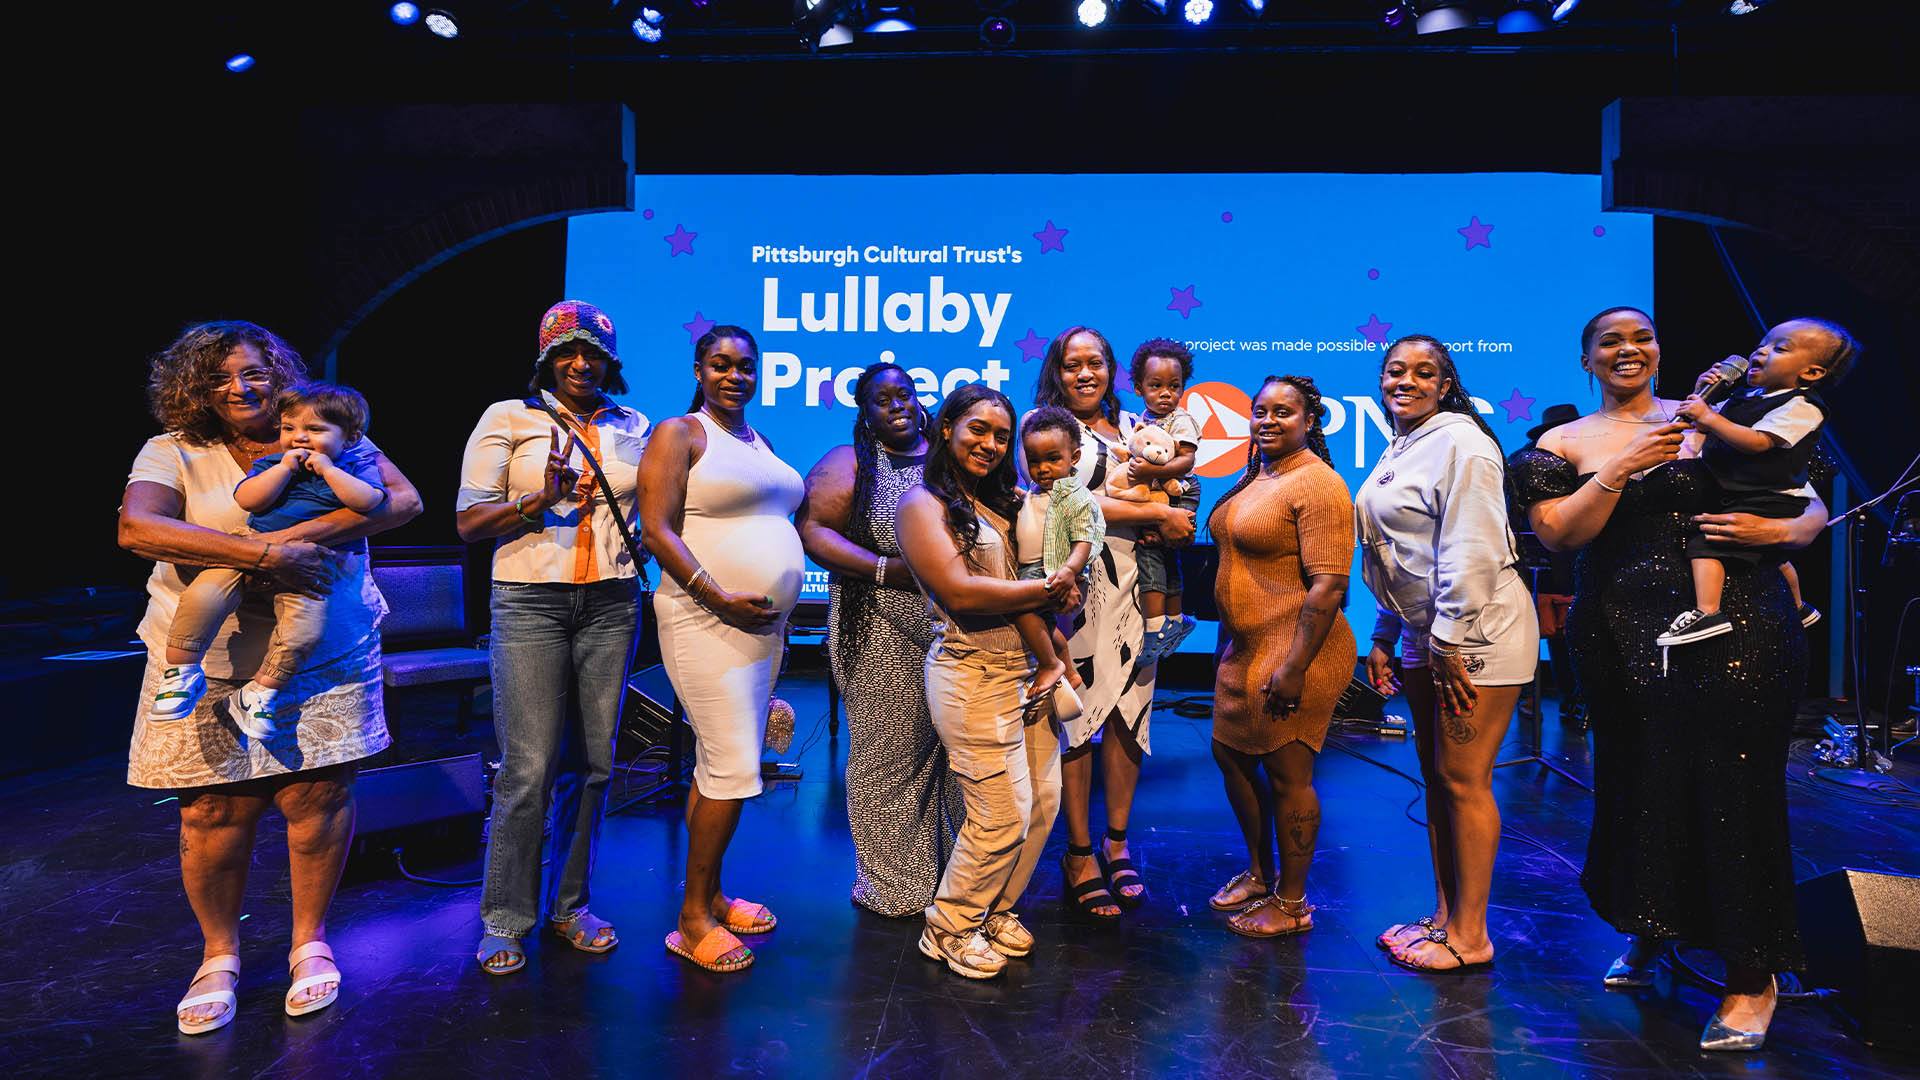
left=833, top=363, right=926, bottom=660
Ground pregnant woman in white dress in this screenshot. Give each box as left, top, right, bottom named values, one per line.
left=640, top=324, right=806, bottom=974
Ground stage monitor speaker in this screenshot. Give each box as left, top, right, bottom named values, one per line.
left=621, top=662, right=680, bottom=755
left=1797, top=867, right=1920, bottom=1050
left=354, top=753, right=486, bottom=837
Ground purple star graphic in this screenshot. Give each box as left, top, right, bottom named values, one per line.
left=817, top=375, right=837, bottom=410
left=1457, top=215, right=1494, bottom=250
left=1167, top=285, right=1202, bottom=320
left=1033, top=220, right=1068, bottom=254
left=682, top=311, right=715, bottom=344
left=1356, top=313, right=1393, bottom=344
left=1014, top=328, right=1048, bottom=364
left=1115, top=365, right=1134, bottom=394
left=664, top=224, right=698, bottom=257
left=1497, top=387, right=1536, bottom=423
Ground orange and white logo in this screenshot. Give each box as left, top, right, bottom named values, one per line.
left=1182, top=382, right=1253, bottom=477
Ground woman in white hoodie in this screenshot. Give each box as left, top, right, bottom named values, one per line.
left=1357, top=335, right=1539, bottom=974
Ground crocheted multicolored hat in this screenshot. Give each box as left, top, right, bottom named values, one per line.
left=536, top=300, right=617, bottom=369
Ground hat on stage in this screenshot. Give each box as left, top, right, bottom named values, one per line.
left=1527, top=403, right=1582, bottom=444
left=536, top=300, right=618, bottom=369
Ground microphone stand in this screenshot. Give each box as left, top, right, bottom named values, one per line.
left=1813, top=466, right=1920, bottom=792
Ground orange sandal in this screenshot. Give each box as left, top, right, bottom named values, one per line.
left=665, top=927, right=754, bottom=973
left=722, top=898, right=778, bottom=935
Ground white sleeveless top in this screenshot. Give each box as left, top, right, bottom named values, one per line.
left=659, top=411, right=807, bottom=614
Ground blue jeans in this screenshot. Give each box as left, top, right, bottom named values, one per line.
left=480, top=578, right=639, bottom=939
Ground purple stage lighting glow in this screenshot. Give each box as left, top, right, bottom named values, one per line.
left=979, top=15, right=1016, bottom=46
left=390, top=2, right=421, bottom=25
left=1382, top=4, right=1409, bottom=29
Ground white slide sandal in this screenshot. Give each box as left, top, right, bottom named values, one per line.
left=176, top=954, right=241, bottom=1035
left=284, top=940, right=341, bottom=1017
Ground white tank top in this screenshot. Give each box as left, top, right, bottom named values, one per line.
left=664, top=411, right=807, bottom=614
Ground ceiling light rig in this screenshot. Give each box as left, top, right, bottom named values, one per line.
left=424, top=9, right=460, bottom=39
left=1076, top=0, right=1109, bottom=27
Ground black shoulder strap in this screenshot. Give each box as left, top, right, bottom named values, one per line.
left=530, top=397, right=652, bottom=589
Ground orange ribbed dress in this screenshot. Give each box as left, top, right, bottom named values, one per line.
left=1209, top=448, right=1358, bottom=755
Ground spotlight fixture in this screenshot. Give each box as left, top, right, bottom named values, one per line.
left=979, top=14, right=1015, bottom=45
left=1242, top=0, right=1265, bottom=13
left=389, top=2, right=421, bottom=25
left=1076, top=0, right=1109, bottom=26
left=224, top=53, right=255, bottom=73
left=1727, top=0, right=1770, bottom=12
left=1496, top=0, right=1551, bottom=32
left=424, top=9, right=459, bottom=38
left=1381, top=4, right=1410, bottom=29
left=1140, top=0, right=1168, bottom=14
left=1182, top=0, right=1213, bottom=23
left=1414, top=2, right=1475, bottom=33
left=1550, top=0, right=1581, bottom=19
left=631, top=10, right=664, bottom=41
left=864, top=3, right=917, bottom=32
left=795, top=0, right=856, bottom=49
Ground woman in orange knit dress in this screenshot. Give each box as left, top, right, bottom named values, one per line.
left=1207, top=376, right=1357, bottom=938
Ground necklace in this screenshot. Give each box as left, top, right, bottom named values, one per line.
left=1598, top=406, right=1674, bottom=425
left=702, top=406, right=754, bottom=442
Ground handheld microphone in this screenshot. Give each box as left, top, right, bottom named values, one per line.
left=1695, top=355, right=1750, bottom=407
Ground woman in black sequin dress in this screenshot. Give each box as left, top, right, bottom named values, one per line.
left=1508, top=307, right=1829, bottom=1050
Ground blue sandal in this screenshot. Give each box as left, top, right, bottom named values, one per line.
left=476, top=934, right=527, bottom=975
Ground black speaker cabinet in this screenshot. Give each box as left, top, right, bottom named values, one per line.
left=1797, top=867, right=1920, bottom=1049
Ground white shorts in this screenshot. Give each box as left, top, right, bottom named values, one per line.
left=1396, top=573, right=1541, bottom=687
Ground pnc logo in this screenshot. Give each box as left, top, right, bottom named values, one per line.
left=1182, top=382, right=1254, bottom=478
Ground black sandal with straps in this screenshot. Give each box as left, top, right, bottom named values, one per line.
left=1061, top=846, right=1122, bottom=920
left=1096, top=828, right=1147, bottom=909
left=1389, top=925, right=1495, bottom=974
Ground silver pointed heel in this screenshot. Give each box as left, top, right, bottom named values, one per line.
left=1699, top=977, right=1775, bottom=1052
left=1602, top=953, right=1658, bottom=989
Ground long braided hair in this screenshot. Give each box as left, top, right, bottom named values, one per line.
left=1382, top=334, right=1515, bottom=505
left=1209, top=375, right=1331, bottom=529
left=834, top=363, right=931, bottom=656
left=921, top=384, right=1021, bottom=566
left=689, top=325, right=758, bottom=411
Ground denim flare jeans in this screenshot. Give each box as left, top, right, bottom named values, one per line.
left=480, top=578, right=639, bottom=939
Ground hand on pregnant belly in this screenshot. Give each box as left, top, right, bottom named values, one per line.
left=709, top=587, right=780, bottom=631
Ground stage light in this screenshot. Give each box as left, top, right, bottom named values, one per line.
left=424, top=9, right=459, bottom=38
left=1550, top=0, right=1581, bottom=19
left=1728, top=0, right=1770, bottom=12
left=1381, top=4, right=1410, bottom=29
left=631, top=12, right=664, bottom=41
left=795, top=0, right=857, bottom=49
left=1077, top=0, right=1109, bottom=27
left=1140, top=0, right=1168, bottom=14
left=1242, top=0, right=1265, bottom=14
left=979, top=15, right=1016, bottom=45
left=390, top=2, right=421, bottom=25
left=1497, top=1, right=1551, bottom=32
left=1182, top=0, right=1213, bottom=23
left=224, top=53, right=255, bottom=73
left=864, top=4, right=917, bottom=32
left=1414, top=2, right=1475, bottom=33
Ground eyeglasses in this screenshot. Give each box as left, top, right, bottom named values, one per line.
left=205, top=368, right=276, bottom=392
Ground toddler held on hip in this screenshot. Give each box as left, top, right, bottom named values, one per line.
left=154, top=382, right=387, bottom=738
left=1119, top=340, right=1201, bottom=662
left=1015, top=407, right=1106, bottom=723
left=1657, top=318, right=1857, bottom=650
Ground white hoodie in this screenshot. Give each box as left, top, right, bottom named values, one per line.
left=1354, top=410, right=1520, bottom=647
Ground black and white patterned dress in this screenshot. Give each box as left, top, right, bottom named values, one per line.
left=829, top=448, right=965, bottom=916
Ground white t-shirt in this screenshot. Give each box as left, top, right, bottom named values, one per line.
left=126, top=433, right=389, bottom=680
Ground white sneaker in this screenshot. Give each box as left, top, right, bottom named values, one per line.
left=220, top=684, right=279, bottom=740
left=918, top=926, right=1007, bottom=979
left=151, top=665, right=207, bottom=721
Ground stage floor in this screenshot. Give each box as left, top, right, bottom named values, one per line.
left=6, top=666, right=1918, bottom=1079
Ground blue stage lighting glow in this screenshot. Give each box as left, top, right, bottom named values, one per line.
left=390, top=2, right=421, bottom=25
left=425, top=9, right=459, bottom=38
left=224, top=53, right=255, bottom=73
left=1076, top=0, right=1108, bottom=26
left=632, top=16, right=664, bottom=41
left=1182, top=0, right=1213, bottom=23
left=1551, top=0, right=1582, bottom=18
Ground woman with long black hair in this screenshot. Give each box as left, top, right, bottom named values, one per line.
left=798, top=363, right=963, bottom=917
left=1358, top=335, right=1539, bottom=974
left=1205, top=376, right=1356, bottom=939
left=897, top=384, right=1076, bottom=979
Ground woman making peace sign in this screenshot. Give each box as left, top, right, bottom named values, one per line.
left=457, top=301, right=650, bottom=975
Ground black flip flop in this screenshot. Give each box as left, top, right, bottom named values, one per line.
left=1388, top=926, right=1494, bottom=975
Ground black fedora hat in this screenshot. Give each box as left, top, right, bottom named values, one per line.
left=1527, top=403, right=1581, bottom=443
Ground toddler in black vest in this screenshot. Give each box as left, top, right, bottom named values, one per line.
left=1658, top=319, right=1857, bottom=648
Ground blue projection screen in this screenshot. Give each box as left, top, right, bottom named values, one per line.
left=567, top=173, right=1651, bottom=648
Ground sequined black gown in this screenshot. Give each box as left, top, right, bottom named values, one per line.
left=1509, top=452, right=1807, bottom=972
